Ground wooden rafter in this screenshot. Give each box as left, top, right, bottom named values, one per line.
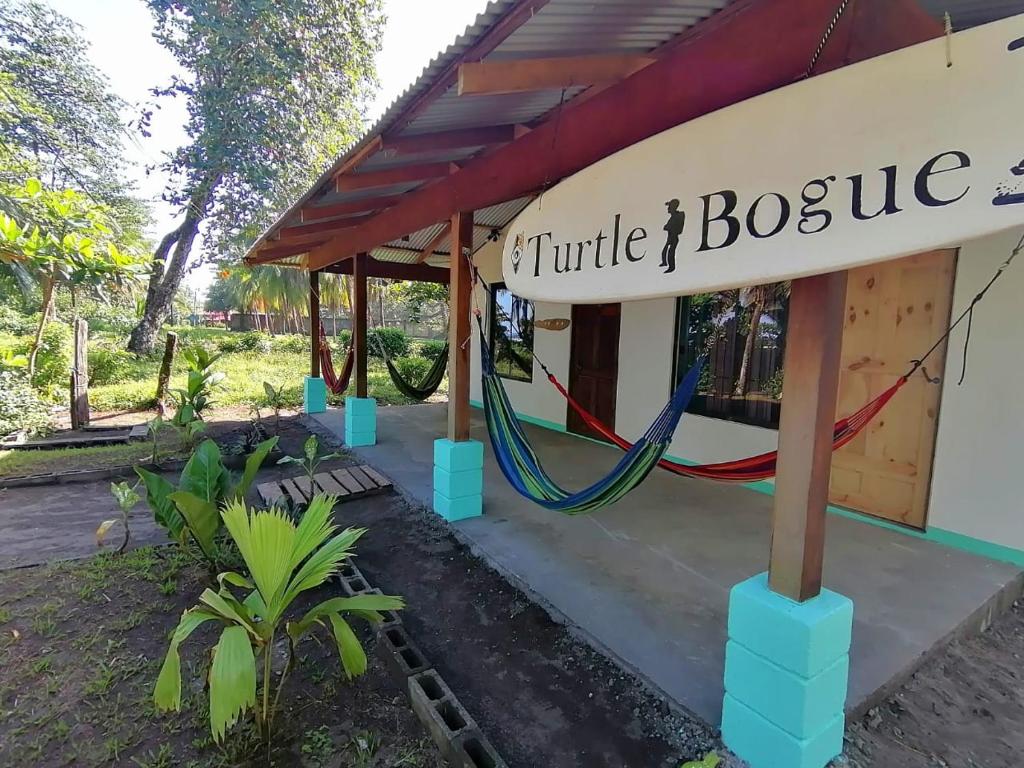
left=324, top=255, right=449, bottom=284
left=278, top=213, right=374, bottom=240
left=335, top=162, right=452, bottom=192
left=248, top=242, right=322, bottom=264
left=304, top=0, right=941, bottom=271
left=380, top=125, right=517, bottom=156
left=457, top=54, right=654, bottom=96
left=300, top=194, right=405, bottom=222
left=417, top=223, right=451, bottom=263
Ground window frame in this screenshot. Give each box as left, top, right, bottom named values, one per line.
left=488, top=282, right=534, bottom=383
left=672, top=286, right=788, bottom=431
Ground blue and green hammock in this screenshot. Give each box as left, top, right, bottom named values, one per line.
left=479, top=317, right=704, bottom=514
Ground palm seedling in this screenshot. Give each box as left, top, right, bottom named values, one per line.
left=277, top=434, right=342, bottom=486
left=153, top=493, right=403, bottom=743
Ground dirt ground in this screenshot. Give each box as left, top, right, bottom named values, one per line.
left=843, top=598, right=1024, bottom=768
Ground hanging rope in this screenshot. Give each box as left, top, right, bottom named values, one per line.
left=803, top=0, right=854, bottom=79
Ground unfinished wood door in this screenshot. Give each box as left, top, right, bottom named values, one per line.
left=567, top=303, right=620, bottom=441
left=829, top=250, right=956, bottom=528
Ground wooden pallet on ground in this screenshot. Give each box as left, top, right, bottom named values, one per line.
left=257, top=464, right=393, bottom=507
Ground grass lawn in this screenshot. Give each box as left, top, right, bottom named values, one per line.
left=0, top=547, right=441, bottom=767
left=0, top=441, right=184, bottom=480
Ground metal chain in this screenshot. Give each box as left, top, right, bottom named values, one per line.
left=804, top=0, right=853, bottom=78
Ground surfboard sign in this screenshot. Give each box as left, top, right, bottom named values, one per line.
left=502, top=15, right=1024, bottom=303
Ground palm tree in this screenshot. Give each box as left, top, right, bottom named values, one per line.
left=733, top=281, right=790, bottom=398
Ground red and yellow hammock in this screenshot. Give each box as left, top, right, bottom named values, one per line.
left=545, top=372, right=907, bottom=483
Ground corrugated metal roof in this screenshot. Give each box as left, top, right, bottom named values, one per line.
left=246, top=0, right=1024, bottom=271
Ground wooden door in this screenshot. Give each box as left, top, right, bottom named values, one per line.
left=829, top=249, right=956, bottom=528
left=567, top=303, right=621, bottom=440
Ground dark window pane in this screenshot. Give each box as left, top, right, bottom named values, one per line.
left=672, top=282, right=789, bottom=429
left=488, top=283, right=534, bottom=382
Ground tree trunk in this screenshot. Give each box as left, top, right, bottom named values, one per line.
left=734, top=300, right=764, bottom=397
left=155, top=331, right=178, bottom=406
left=28, top=272, right=56, bottom=376
left=128, top=178, right=217, bottom=355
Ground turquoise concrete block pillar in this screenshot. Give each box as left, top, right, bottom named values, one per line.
left=432, top=438, right=483, bottom=521
left=303, top=376, right=327, bottom=415
left=344, top=396, right=376, bottom=446
left=721, top=572, right=853, bottom=768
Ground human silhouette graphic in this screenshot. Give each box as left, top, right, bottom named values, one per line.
left=661, top=199, right=685, bottom=273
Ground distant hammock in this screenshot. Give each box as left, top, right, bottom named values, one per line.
left=377, top=337, right=449, bottom=401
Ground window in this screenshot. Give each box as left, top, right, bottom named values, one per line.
left=673, top=282, right=789, bottom=429
left=488, top=283, right=534, bottom=382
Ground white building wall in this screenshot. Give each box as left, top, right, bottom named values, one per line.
left=927, top=230, right=1024, bottom=551
left=470, top=228, right=1023, bottom=554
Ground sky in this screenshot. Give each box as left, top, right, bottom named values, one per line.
left=46, top=0, right=492, bottom=298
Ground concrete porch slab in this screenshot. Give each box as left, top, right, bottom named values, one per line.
left=312, top=404, right=1023, bottom=725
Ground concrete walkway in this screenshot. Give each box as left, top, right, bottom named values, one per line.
left=313, top=403, right=1023, bottom=725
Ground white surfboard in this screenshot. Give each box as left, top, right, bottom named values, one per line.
left=502, top=15, right=1024, bottom=303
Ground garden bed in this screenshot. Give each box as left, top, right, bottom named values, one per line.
left=0, top=549, right=444, bottom=767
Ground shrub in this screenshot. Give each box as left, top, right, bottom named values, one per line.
left=367, top=327, right=408, bottom=359
left=417, top=339, right=447, bottom=362
left=88, top=347, right=138, bottom=386
left=270, top=334, right=308, bottom=354
left=394, top=356, right=431, bottom=384
left=0, top=369, right=51, bottom=437
left=216, top=331, right=271, bottom=354
left=32, top=321, right=73, bottom=397
left=337, top=329, right=352, bottom=346
left=0, top=306, right=35, bottom=335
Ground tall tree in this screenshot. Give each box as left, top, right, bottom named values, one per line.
left=0, top=0, right=147, bottom=239
left=128, top=0, right=384, bottom=354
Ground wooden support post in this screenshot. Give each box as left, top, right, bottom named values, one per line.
left=70, top=318, right=89, bottom=429
left=353, top=252, right=368, bottom=398
left=310, top=270, right=321, bottom=378
left=768, top=271, right=848, bottom=602
left=448, top=211, right=473, bottom=441
left=155, top=331, right=178, bottom=407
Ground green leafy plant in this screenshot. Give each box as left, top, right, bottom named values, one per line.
left=262, top=381, right=286, bottom=435
left=679, top=752, right=721, bottom=768
left=277, top=435, right=342, bottom=486
left=153, top=494, right=403, bottom=742
left=172, top=347, right=225, bottom=423
left=0, top=368, right=51, bottom=437
left=136, top=436, right=279, bottom=567
left=96, top=481, right=140, bottom=554
left=367, top=327, right=409, bottom=359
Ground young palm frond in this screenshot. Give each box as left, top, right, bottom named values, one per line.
left=154, top=493, right=403, bottom=743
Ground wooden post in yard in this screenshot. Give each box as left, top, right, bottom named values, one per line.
left=155, top=331, right=177, bottom=407
left=353, top=252, right=369, bottom=398
left=70, top=318, right=89, bottom=429
left=448, top=210, right=473, bottom=441
left=767, top=271, right=848, bottom=602
left=310, top=269, right=321, bottom=378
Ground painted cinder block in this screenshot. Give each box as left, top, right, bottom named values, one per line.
left=724, top=640, right=849, bottom=739
left=344, top=427, right=376, bottom=447
left=303, top=376, right=327, bottom=414
left=433, top=491, right=482, bottom=521
left=727, top=572, right=853, bottom=678
left=433, top=438, right=484, bottom=473
left=722, top=694, right=844, bottom=768
left=344, top=396, right=377, bottom=431
left=434, top=466, right=484, bottom=498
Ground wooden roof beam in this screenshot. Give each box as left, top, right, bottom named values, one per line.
left=247, top=241, right=322, bottom=265
left=324, top=255, right=450, bottom=283
left=335, top=161, right=453, bottom=192
left=278, top=213, right=375, bottom=241
left=304, top=0, right=941, bottom=271
left=457, top=54, right=654, bottom=96
left=381, top=125, right=518, bottom=156
left=300, top=194, right=405, bottom=222
left=417, top=223, right=451, bottom=262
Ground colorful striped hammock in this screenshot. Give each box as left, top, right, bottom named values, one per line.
left=480, top=322, right=704, bottom=514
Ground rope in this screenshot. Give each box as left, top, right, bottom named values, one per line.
left=803, top=0, right=853, bottom=79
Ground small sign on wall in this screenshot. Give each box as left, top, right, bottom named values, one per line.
left=503, top=15, right=1024, bottom=303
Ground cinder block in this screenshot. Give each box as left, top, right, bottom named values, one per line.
left=303, top=376, right=327, bottom=414
left=722, top=694, right=844, bottom=768
left=451, top=731, right=509, bottom=768
left=728, top=572, right=853, bottom=678
left=338, top=561, right=364, bottom=584
left=724, top=640, right=848, bottom=739
left=433, top=438, right=483, bottom=473
left=433, top=465, right=484, bottom=498
left=344, top=427, right=376, bottom=447
left=340, top=575, right=374, bottom=596
left=344, top=396, right=377, bottom=432
left=376, top=624, right=430, bottom=680
left=408, top=670, right=478, bottom=764
left=433, top=491, right=482, bottom=521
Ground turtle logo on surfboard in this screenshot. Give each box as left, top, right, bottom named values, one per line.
left=993, top=36, right=1024, bottom=207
